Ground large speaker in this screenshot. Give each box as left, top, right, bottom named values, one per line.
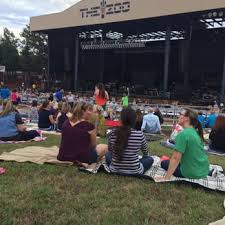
left=64, top=48, right=71, bottom=72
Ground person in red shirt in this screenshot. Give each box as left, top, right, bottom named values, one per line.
left=11, top=89, right=18, bottom=105
left=94, top=83, right=109, bottom=110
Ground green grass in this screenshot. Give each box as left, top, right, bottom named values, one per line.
left=0, top=134, right=224, bottom=225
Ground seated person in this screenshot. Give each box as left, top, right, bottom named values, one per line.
left=38, top=101, right=55, bottom=130
left=105, top=107, right=154, bottom=175
left=156, top=108, right=209, bottom=180
left=205, top=107, right=219, bottom=128
left=90, top=105, right=106, bottom=137
left=29, top=100, right=39, bottom=123
left=134, top=109, right=143, bottom=131
left=154, top=108, right=164, bottom=125
left=198, top=111, right=206, bottom=128
left=0, top=101, right=40, bottom=141
left=141, top=107, right=161, bottom=134
left=160, top=123, right=183, bottom=149
left=209, top=115, right=225, bottom=153
left=57, top=102, right=108, bottom=165
left=56, top=102, right=71, bottom=131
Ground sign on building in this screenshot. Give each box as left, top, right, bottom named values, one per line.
left=80, top=0, right=131, bottom=19
left=0, top=66, right=6, bottom=72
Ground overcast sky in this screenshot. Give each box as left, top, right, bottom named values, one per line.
left=0, top=0, right=81, bottom=36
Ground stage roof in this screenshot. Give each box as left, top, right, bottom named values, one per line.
left=30, top=0, right=225, bottom=32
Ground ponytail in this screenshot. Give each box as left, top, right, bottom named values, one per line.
left=113, top=107, right=136, bottom=160
left=196, top=120, right=204, bottom=142
left=113, top=125, right=131, bottom=160
left=184, top=108, right=204, bottom=141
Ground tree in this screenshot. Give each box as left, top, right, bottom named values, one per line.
left=20, top=25, right=48, bottom=73
left=0, top=28, right=20, bottom=71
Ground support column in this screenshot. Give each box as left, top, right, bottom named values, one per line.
left=121, top=52, right=126, bottom=83
left=221, top=55, right=225, bottom=103
left=100, top=50, right=105, bottom=82
left=163, top=26, right=171, bottom=95
left=47, top=35, right=51, bottom=90
left=74, top=34, right=79, bottom=91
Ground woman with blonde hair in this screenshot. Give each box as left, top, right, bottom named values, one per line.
left=57, top=102, right=108, bottom=165
left=0, top=101, right=39, bottom=141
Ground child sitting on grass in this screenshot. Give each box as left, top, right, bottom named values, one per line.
left=90, top=105, right=106, bottom=137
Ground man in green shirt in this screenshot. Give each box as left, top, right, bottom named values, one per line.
left=122, top=93, right=129, bottom=107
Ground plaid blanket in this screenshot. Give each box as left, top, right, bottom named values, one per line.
left=0, top=136, right=47, bottom=144
left=81, top=156, right=225, bottom=192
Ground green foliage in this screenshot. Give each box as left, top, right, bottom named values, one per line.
left=20, top=25, right=48, bottom=73
left=0, top=25, right=48, bottom=73
left=0, top=28, right=20, bottom=70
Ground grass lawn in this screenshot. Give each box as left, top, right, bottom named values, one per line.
left=0, top=134, right=225, bottom=225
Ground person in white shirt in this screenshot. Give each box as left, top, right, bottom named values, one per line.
left=67, top=92, right=75, bottom=108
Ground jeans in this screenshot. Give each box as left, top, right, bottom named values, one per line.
left=38, top=125, right=55, bottom=131
left=0, top=130, right=40, bottom=142
left=161, top=160, right=184, bottom=178
left=105, top=152, right=154, bottom=174
left=162, top=160, right=214, bottom=177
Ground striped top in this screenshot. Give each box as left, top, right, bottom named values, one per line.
left=108, top=129, right=149, bottom=174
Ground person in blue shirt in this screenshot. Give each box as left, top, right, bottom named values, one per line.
left=205, top=107, right=219, bottom=128
left=55, top=89, right=63, bottom=102
left=0, top=86, right=10, bottom=100
left=0, top=101, right=40, bottom=141
left=141, top=107, right=161, bottom=134
left=198, top=111, right=206, bottom=128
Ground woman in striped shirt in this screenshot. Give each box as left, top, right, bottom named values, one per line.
left=106, top=107, right=154, bottom=175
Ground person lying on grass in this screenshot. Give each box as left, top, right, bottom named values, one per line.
left=57, top=102, right=108, bottom=168
left=0, top=101, right=40, bottom=141
left=156, top=108, right=210, bottom=181
left=105, top=107, right=154, bottom=175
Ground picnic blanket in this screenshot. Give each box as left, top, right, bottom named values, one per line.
left=0, top=146, right=72, bottom=165
left=206, top=149, right=225, bottom=156
left=204, top=146, right=225, bottom=156
left=0, top=136, right=47, bottom=144
left=105, top=120, right=121, bottom=127
left=81, top=156, right=225, bottom=192
left=209, top=216, right=225, bottom=225
left=0, top=167, right=6, bottom=175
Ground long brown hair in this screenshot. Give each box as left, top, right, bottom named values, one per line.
left=113, top=107, right=136, bottom=160
left=0, top=101, right=15, bottom=117
left=39, top=101, right=50, bottom=112
left=96, top=83, right=106, bottom=99
left=136, top=109, right=143, bottom=122
left=70, top=102, right=93, bottom=122
left=214, top=115, right=225, bottom=131
left=184, top=108, right=204, bottom=141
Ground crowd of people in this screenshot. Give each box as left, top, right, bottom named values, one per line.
left=0, top=82, right=224, bottom=180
